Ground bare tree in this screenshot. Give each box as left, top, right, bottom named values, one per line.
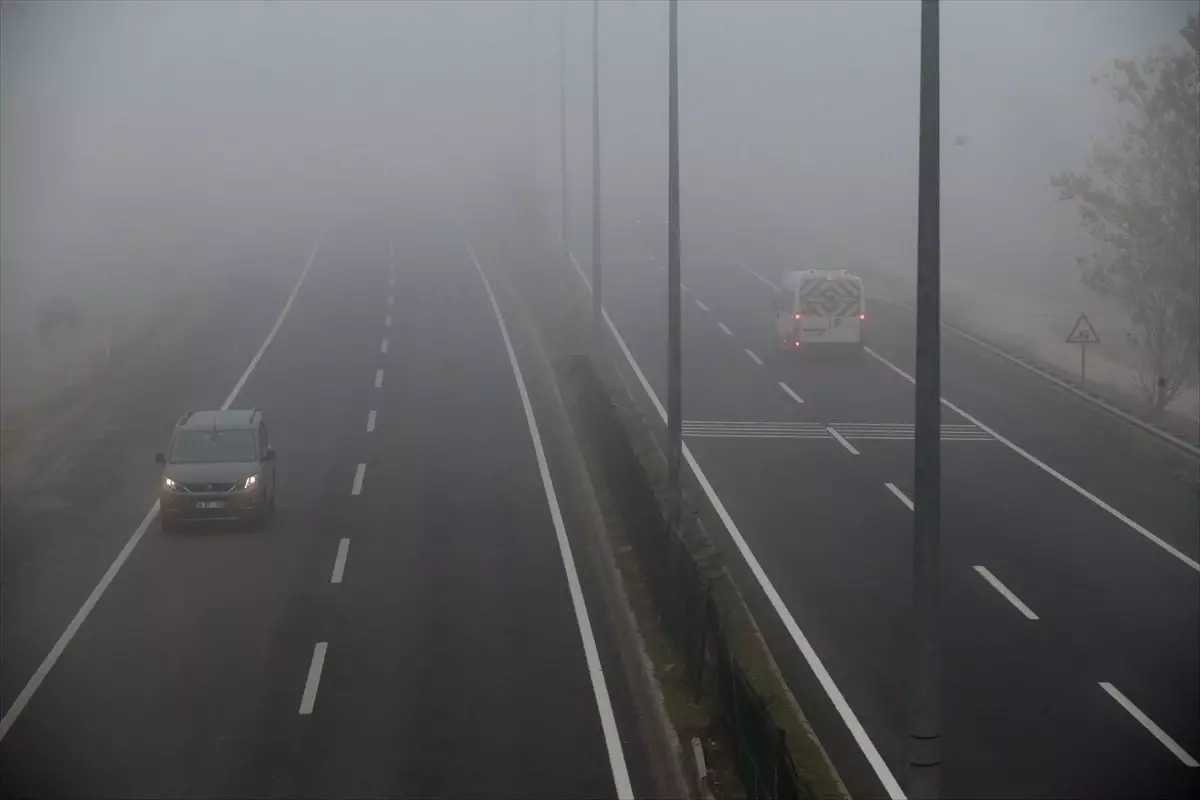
left=1051, top=14, right=1199, bottom=413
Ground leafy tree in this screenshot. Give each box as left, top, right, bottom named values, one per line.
left=1051, top=14, right=1199, bottom=412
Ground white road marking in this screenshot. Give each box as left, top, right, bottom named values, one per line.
left=351, top=463, right=366, bottom=495
left=366, top=410, right=376, bottom=432
left=1099, top=682, right=1199, bottom=767
left=733, top=258, right=781, bottom=291
left=380, top=338, right=389, bottom=354
left=387, top=295, right=394, bottom=306
left=972, top=566, right=1039, bottom=620
left=863, top=347, right=1200, bottom=572
left=695, top=299, right=709, bottom=312
left=467, top=236, right=633, bottom=799
left=331, top=539, right=350, bottom=584
left=885, top=483, right=914, bottom=511
left=299, top=642, right=328, bottom=715
left=744, top=348, right=764, bottom=366
left=681, top=283, right=691, bottom=292
left=567, top=247, right=904, bottom=799
left=374, top=369, right=384, bottom=389
left=0, top=233, right=327, bottom=743
left=385, top=314, right=391, bottom=327
left=718, top=322, right=733, bottom=336
left=827, top=427, right=860, bottom=455
left=778, top=381, right=804, bottom=404
left=389, top=276, right=395, bottom=287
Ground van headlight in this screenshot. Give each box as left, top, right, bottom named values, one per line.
left=243, top=474, right=259, bottom=490
left=163, top=477, right=177, bottom=490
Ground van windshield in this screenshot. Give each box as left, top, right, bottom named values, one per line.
left=170, top=430, right=257, bottom=463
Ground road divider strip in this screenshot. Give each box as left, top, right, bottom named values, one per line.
left=367, top=410, right=376, bottom=433
left=744, top=349, right=764, bottom=366
left=375, top=369, right=384, bottom=389
left=385, top=315, right=392, bottom=327
left=827, top=427, right=860, bottom=455
left=468, top=236, right=633, bottom=799
left=381, top=338, right=389, bottom=354
left=695, top=299, right=709, bottom=312
left=567, top=248, right=905, bottom=800
left=0, top=232, right=326, bottom=743
left=778, top=382, right=805, bottom=405
left=718, top=322, right=733, bottom=336
left=351, top=463, right=366, bottom=496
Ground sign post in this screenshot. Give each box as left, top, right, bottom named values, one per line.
left=1066, top=313, right=1099, bottom=389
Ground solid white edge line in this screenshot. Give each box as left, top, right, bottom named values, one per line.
left=385, top=314, right=392, bottom=327
left=374, top=369, right=384, bottom=389
left=972, top=566, right=1039, bottom=620
left=299, top=642, right=328, bottom=715
left=778, top=381, right=805, bottom=405
left=351, top=463, right=366, bottom=496
left=872, top=297, right=1200, bottom=461
left=0, top=232, right=326, bottom=742
left=885, top=482, right=915, bottom=511
left=331, top=538, right=350, bottom=584
left=718, top=322, right=733, bottom=336
left=381, top=338, right=389, bottom=354
left=744, top=348, right=764, bottom=366
left=695, top=299, right=710, bottom=312
left=467, top=236, right=633, bottom=799
left=1099, top=682, right=1200, bottom=767
left=863, top=346, right=1200, bottom=572
left=367, top=410, right=376, bottom=433
left=827, top=427, right=860, bottom=456
left=567, top=248, right=904, bottom=800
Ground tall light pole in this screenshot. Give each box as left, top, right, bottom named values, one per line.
left=559, top=0, right=569, bottom=248
left=590, top=0, right=602, bottom=353
left=910, top=1, right=942, bottom=798
left=666, top=0, right=682, bottom=533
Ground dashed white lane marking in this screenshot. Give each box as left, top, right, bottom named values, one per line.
left=695, top=299, right=709, bottom=312
left=744, top=348, right=764, bottom=366
left=973, top=566, right=1039, bottom=620
left=366, top=410, right=376, bottom=432
left=380, top=338, right=389, bottom=354
left=885, top=482, right=914, bottom=510
left=827, top=427, right=860, bottom=455
left=351, top=463, right=366, bottom=496
left=467, top=236, right=633, bottom=799
left=1099, top=682, right=1199, bottom=767
left=567, top=247, right=900, bottom=799
left=0, top=231, right=328, bottom=743
left=718, top=322, right=733, bottom=336
left=863, top=347, right=1199, bottom=572
left=778, top=381, right=804, bottom=405
left=331, top=539, right=350, bottom=584
left=387, top=295, right=394, bottom=307
left=374, top=369, right=384, bottom=389
left=299, top=642, right=328, bottom=715
left=388, top=276, right=394, bottom=287
left=681, top=283, right=691, bottom=292
left=733, top=258, right=781, bottom=291
left=385, top=315, right=392, bottom=327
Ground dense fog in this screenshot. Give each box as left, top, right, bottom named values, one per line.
left=2, top=0, right=1196, bottom=409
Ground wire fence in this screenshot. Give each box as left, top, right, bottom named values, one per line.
left=568, top=354, right=806, bottom=800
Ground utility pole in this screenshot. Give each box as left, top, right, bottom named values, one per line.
left=559, top=0, right=569, bottom=248
left=666, top=0, right=682, bottom=533
left=590, top=0, right=602, bottom=353
left=910, top=1, right=942, bottom=798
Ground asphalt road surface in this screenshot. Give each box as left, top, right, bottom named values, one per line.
left=580, top=232, right=1199, bottom=800
left=0, top=221, right=643, bottom=798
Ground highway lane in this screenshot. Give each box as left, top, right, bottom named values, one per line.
left=583, top=237, right=1198, bottom=799
left=0, top=224, right=635, bottom=798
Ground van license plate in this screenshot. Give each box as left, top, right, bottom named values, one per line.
left=196, top=501, right=225, bottom=509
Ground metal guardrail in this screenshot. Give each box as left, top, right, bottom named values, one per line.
left=568, top=354, right=807, bottom=800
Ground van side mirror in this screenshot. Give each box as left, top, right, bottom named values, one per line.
left=155, top=453, right=166, bottom=465
left=262, top=448, right=276, bottom=462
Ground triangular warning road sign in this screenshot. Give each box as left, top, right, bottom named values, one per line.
left=1066, top=313, right=1100, bottom=344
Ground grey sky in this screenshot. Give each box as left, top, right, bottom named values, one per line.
left=2, top=0, right=1195, bottom=304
